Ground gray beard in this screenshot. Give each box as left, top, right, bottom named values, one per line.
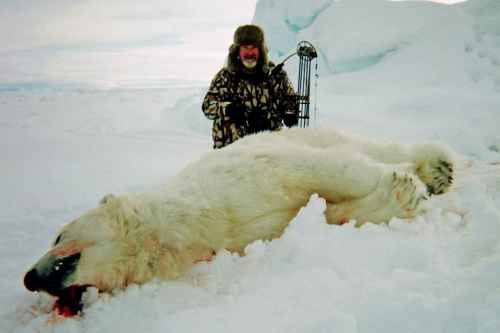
left=241, top=58, right=258, bottom=69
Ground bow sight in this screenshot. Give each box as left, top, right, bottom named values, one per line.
left=297, top=41, right=318, bottom=59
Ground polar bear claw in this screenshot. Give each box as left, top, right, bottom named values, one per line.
left=389, top=172, right=427, bottom=216
left=417, top=158, right=454, bottom=195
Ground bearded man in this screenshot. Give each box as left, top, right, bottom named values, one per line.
left=202, top=24, right=299, bottom=149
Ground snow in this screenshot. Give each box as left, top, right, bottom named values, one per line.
left=1, top=0, right=500, bottom=332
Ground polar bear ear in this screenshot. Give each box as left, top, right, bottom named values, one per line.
left=99, top=194, right=116, bottom=205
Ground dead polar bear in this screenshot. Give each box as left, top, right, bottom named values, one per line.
left=24, top=127, right=453, bottom=315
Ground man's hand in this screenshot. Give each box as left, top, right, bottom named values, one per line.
left=224, top=101, right=247, bottom=126
left=283, top=112, right=298, bottom=127
left=282, top=94, right=299, bottom=127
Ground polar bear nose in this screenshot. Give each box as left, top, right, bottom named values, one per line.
left=24, top=268, right=41, bottom=292
left=24, top=252, right=81, bottom=294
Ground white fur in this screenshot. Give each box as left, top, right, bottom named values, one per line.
left=30, top=127, right=454, bottom=292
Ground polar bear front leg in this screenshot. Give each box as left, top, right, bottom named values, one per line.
left=325, top=171, right=428, bottom=226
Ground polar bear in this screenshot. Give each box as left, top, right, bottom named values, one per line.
left=23, top=127, right=453, bottom=315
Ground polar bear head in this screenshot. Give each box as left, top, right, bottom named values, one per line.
left=23, top=194, right=182, bottom=315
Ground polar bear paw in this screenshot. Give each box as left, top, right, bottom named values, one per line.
left=416, top=158, right=453, bottom=195
left=412, top=144, right=454, bottom=196
left=388, top=172, right=427, bottom=217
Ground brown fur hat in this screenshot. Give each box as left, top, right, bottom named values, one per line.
left=227, top=24, right=270, bottom=74
left=234, top=25, right=265, bottom=46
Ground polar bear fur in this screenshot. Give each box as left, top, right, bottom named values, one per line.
left=24, top=127, right=453, bottom=299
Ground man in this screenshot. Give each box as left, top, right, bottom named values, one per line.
left=202, top=24, right=299, bottom=149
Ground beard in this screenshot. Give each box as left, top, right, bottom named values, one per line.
left=241, top=57, right=258, bottom=69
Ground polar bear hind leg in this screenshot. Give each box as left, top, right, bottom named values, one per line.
left=360, top=141, right=454, bottom=196
left=411, top=144, right=454, bottom=195
left=340, top=140, right=454, bottom=196
left=238, top=131, right=453, bottom=226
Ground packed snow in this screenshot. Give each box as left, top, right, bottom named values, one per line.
left=1, top=0, right=500, bottom=332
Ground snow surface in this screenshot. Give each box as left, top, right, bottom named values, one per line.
left=1, top=0, right=500, bottom=332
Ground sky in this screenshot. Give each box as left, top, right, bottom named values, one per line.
left=0, top=0, right=257, bottom=51
left=0, top=0, right=257, bottom=88
left=0, top=0, right=465, bottom=52
left=0, top=0, right=467, bottom=89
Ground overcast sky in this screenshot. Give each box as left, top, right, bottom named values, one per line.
left=0, top=0, right=466, bottom=89
left=1, top=0, right=257, bottom=51
left=0, top=0, right=257, bottom=87
left=0, top=0, right=467, bottom=51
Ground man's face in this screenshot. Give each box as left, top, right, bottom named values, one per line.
left=239, top=44, right=260, bottom=69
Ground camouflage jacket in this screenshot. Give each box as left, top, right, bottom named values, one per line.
left=202, top=63, right=297, bottom=149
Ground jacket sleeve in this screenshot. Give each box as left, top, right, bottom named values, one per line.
left=273, top=69, right=299, bottom=117
left=202, top=69, right=232, bottom=121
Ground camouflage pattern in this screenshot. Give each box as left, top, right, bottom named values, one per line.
left=202, top=64, right=298, bottom=149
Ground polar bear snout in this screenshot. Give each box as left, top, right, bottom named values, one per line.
left=24, top=252, right=81, bottom=296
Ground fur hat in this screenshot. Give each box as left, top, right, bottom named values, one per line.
left=233, top=25, right=265, bottom=46
left=227, top=24, right=270, bottom=75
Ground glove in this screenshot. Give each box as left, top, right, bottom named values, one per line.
left=247, top=110, right=270, bottom=134
left=224, top=101, right=247, bottom=127
left=281, top=94, right=299, bottom=127
left=283, top=112, right=298, bottom=127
